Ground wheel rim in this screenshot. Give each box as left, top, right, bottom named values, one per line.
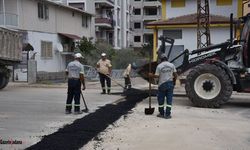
left=194, top=73, right=221, bottom=100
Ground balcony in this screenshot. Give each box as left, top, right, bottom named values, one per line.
left=95, top=18, right=114, bottom=28
left=143, top=15, right=161, bottom=21
left=0, top=12, right=18, bottom=27
left=143, top=0, right=161, bottom=7
left=95, top=0, right=114, bottom=8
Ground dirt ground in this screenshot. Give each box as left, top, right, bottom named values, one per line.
left=83, top=94, right=250, bottom=150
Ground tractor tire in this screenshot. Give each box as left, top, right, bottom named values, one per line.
left=185, top=63, right=233, bottom=108
left=0, top=73, right=9, bottom=90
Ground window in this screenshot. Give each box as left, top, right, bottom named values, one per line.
left=134, top=22, right=141, bottom=29
left=41, top=41, right=53, bottom=58
left=134, top=8, right=141, bottom=15
left=144, top=8, right=157, bottom=15
left=69, top=2, right=85, bottom=10
left=38, top=2, right=49, bottom=20
left=82, top=15, right=88, bottom=28
left=163, top=30, right=182, bottom=39
left=216, top=0, right=232, bottom=6
left=134, top=36, right=141, bottom=42
left=171, top=0, right=185, bottom=8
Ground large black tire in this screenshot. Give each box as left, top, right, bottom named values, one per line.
left=185, top=63, right=233, bottom=108
left=0, top=73, right=9, bottom=90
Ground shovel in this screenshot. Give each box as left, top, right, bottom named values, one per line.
left=104, top=74, right=125, bottom=89
left=80, top=91, right=89, bottom=113
left=145, top=53, right=155, bottom=115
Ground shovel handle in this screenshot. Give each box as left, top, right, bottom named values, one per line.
left=148, top=51, right=152, bottom=108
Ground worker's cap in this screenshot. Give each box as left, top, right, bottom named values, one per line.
left=160, top=54, right=168, bottom=59
left=74, top=53, right=83, bottom=58
left=101, top=53, right=106, bottom=57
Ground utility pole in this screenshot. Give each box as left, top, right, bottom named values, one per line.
left=197, top=0, right=211, bottom=49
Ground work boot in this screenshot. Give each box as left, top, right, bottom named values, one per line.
left=101, top=89, right=106, bottom=94
left=164, top=115, right=172, bottom=119
left=156, top=113, right=164, bottom=118
left=107, top=89, right=111, bottom=95
left=65, top=110, right=72, bottom=114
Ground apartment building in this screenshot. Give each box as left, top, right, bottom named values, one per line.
left=130, top=0, right=162, bottom=49
left=146, top=0, right=244, bottom=61
left=54, top=0, right=131, bottom=49
left=0, top=0, right=93, bottom=81
left=51, top=0, right=95, bottom=39
left=95, top=0, right=131, bottom=49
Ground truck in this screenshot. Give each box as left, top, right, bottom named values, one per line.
left=0, top=27, right=22, bottom=90
left=137, top=13, right=250, bottom=108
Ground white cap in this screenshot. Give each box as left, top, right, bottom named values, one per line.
left=101, top=53, right=106, bottom=57
left=74, top=53, right=83, bottom=58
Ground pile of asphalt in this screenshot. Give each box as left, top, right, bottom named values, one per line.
left=26, top=88, right=149, bottom=150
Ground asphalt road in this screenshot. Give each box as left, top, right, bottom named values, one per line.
left=83, top=93, right=250, bottom=150
left=0, top=85, right=123, bottom=150
left=1, top=80, right=250, bottom=150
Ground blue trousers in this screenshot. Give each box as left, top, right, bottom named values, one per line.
left=66, top=79, right=81, bottom=112
left=157, top=81, right=174, bottom=116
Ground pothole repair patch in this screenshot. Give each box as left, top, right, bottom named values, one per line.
left=26, top=88, right=149, bottom=150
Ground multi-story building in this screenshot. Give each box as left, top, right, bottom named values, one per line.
left=55, top=0, right=131, bottom=49
left=0, top=0, right=93, bottom=81
left=95, top=0, right=131, bottom=49
left=146, top=0, right=244, bottom=61
left=130, top=0, right=162, bottom=49
left=50, top=0, right=95, bottom=40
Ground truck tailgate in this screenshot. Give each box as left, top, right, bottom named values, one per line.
left=0, top=27, right=22, bottom=62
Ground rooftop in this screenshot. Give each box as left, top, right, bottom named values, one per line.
left=146, top=13, right=231, bottom=26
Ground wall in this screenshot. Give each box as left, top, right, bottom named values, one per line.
left=18, top=0, right=91, bottom=38
left=166, top=0, right=238, bottom=18
left=157, top=27, right=230, bottom=53
left=27, top=31, right=66, bottom=72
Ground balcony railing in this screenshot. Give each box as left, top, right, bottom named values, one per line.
left=95, top=0, right=114, bottom=8
left=0, top=12, right=18, bottom=27
left=143, top=0, right=161, bottom=7
left=95, top=18, right=114, bottom=28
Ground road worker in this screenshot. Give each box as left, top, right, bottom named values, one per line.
left=123, top=63, right=132, bottom=91
left=149, top=54, right=177, bottom=119
left=96, top=53, right=112, bottom=94
left=65, top=53, right=86, bottom=114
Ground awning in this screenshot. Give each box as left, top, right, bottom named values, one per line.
left=59, top=33, right=81, bottom=40
left=22, top=43, right=34, bottom=51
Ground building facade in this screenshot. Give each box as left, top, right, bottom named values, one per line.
left=55, top=0, right=132, bottom=49
left=0, top=0, right=93, bottom=81
left=147, top=0, right=244, bottom=61
left=130, top=0, right=162, bottom=49
left=95, top=0, right=131, bottom=49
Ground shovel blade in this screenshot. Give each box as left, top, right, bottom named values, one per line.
left=144, top=107, right=155, bottom=115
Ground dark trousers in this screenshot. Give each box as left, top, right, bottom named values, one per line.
left=124, top=76, right=131, bottom=89
left=66, top=79, right=81, bottom=112
left=157, top=81, right=174, bottom=116
left=99, top=73, right=111, bottom=93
